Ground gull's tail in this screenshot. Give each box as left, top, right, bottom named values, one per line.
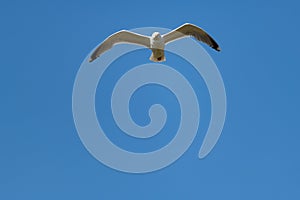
left=150, top=49, right=166, bottom=62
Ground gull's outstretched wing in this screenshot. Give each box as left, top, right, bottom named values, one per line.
left=162, top=23, right=221, bottom=51
left=89, top=30, right=150, bottom=62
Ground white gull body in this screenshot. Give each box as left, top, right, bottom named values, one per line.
left=89, top=23, right=221, bottom=63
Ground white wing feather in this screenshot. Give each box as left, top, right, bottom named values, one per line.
left=162, top=23, right=220, bottom=51
left=89, top=30, right=150, bottom=62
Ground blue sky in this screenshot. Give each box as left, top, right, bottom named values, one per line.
left=1, top=0, right=300, bottom=199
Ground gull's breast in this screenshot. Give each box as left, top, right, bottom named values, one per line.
left=150, top=38, right=165, bottom=50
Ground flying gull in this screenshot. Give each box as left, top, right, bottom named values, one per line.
left=89, top=23, right=220, bottom=62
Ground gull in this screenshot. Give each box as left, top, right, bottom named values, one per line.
left=89, top=23, right=221, bottom=63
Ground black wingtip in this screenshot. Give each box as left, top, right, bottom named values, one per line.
left=89, top=57, right=94, bottom=63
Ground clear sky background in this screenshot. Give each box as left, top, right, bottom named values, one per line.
left=1, top=0, right=300, bottom=199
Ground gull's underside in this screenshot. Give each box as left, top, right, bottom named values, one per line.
left=89, top=23, right=220, bottom=63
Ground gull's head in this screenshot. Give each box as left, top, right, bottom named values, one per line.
left=151, top=32, right=161, bottom=40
